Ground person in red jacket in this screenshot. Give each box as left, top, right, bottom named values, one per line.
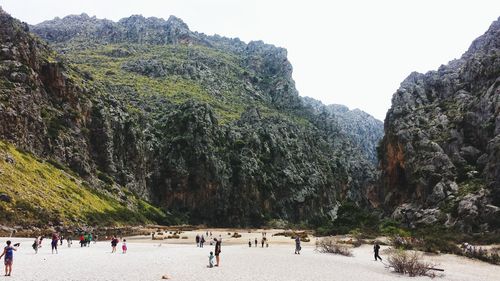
left=79, top=234, right=85, bottom=247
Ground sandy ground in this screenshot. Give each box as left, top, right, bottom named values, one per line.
left=0, top=234, right=499, bottom=281
left=128, top=228, right=317, bottom=246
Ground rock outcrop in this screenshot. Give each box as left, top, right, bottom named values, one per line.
left=0, top=9, right=384, bottom=227
left=378, top=17, right=500, bottom=232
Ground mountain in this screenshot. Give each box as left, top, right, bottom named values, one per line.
left=0, top=10, right=168, bottom=229
left=377, top=18, right=500, bottom=232
left=302, top=97, right=384, bottom=164
left=0, top=9, right=383, bottom=227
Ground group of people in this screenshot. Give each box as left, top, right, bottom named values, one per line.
left=249, top=237, right=269, bottom=248
left=79, top=233, right=96, bottom=247
left=195, top=234, right=206, bottom=248
left=31, top=233, right=62, bottom=254
left=194, top=231, right=222, bottom=268
left=207, top=238, right=222, bottom=268
left=110, top=236, right=127, bottom=254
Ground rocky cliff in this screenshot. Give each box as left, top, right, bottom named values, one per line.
left=0, top=9, right=168, bottom=228
left=0, top=9, right=383, bottom=227
left=302, top=97, right=384, bottom=164
left=378, top=18, right=500, bottom=232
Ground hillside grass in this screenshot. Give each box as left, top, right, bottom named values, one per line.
left=0, top=140, right=166, bottom=227
left=61, top=43, right=253, bottom=122
left=57, top=43, right=312, bottom=126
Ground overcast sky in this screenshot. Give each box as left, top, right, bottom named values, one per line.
left=2, top=0, right=499, bottom=120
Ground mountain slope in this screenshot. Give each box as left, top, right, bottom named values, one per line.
left=1, top=9, right=383, bottom=227
left=302, top=97, right=384, bottom=164
left=377, top=18, right=500, bottom=232
left=0, top=140, right=166, bottom=228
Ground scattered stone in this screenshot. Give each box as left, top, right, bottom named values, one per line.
left=0, top=193, right=11, bottom=203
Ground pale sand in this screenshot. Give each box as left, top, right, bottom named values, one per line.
left=1, top=236, right=499, bottom=281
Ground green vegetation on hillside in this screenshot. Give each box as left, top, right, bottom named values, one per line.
left=60, top=44, right=249, bottom=122
left=0, top=141, right=167, bottom=227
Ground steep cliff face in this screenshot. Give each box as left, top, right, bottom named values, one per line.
left=378, top=18, right=500, bottom=232
left=302, top=97, right=384, bottom=164
left=0, top=9, right=383, bottom=227
left=0, top=9, right=168, bottom=227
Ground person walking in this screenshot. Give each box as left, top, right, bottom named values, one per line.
left=374, top=243, right=382, bottom=261
left=32, top=237, right=40, bottom=254
left=214, top=238, right=221, bottom=267
left=254, top=238, right=258, bottom=247
left=196, top=234, right=200, bottom=247
left=261, top=238, right=265, bottom=248
left=111, top=236, right=118, bottom=253
left=248, top=239, right=252, bottom=248
left=0, top=241, right=18, bottom=277
left=294, top=236, right=301, bottom=254
left=51, top=233, right=59, bottom=254
left=200, top=235, right=205, bottom=248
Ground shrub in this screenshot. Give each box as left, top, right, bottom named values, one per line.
left=462, top=246, right=500, bottom=265
left=315, top=237, right=353, bottom=256
left=274, top=231, right=309, bottom=240
left=389, top=235, right=421, bottom=250
left=420, top=236, right=461, bottom=254
left=387, top=249, right=437, bottom=277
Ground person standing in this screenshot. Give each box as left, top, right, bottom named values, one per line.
left=261, top=238, right=265, bottom=248
left=248, top=239, right=252, bottom=248
left=84, top=233, right=90, bottom=247
left=32, top=237, right=40, bottom=254
left=374, top=243, right=382, bottom=261
left=51, top=233, right=59, bottom=254
left=196, top=234, right=200, bottom=247
left=214, top=238, right=221, bottom=267
left=0, top=241, right=18, bottom=277
left=79, top=234, right=85, bottom=247
left=122, top=239, right=127, bottom=254
left=254, top=238, right=258, bottom=247
left=200, top=235, right=205, bottom=248
left=294, top=236, right=301, bottom=254
left=208, top=251, right=215, bottom=268
left=111, top=236, right=118, bottom=253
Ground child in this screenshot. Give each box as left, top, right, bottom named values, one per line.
left=122, top=239, right=127, bottom=254
left=207, top=251, right=214, bottom=268
left=0, top=241, right=18, bottom=276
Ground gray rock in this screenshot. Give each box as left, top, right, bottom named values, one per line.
left=0, top=193, right=11, bottom=203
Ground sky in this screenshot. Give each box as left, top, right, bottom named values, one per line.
left=2, top=0, right=499, bottom=120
